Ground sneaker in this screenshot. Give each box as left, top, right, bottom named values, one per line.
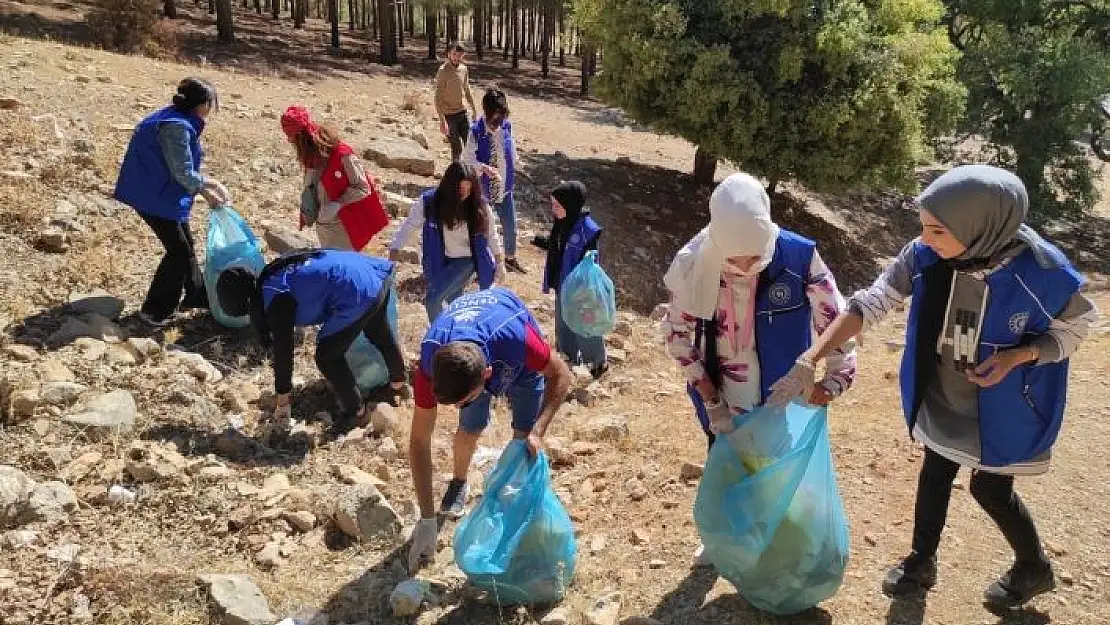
left=137, top=311, right=171, bottom=328
left=984, top=560, right=1055, bottom=614
left=505, top=257, right=528, bottom=274
left=693, top=543, right=713, bottom=568
left=882, top=552, right=938, bottom=596
left=589, top=362, right=610, bottom=380
left=439, top=478, right=470, bottom=519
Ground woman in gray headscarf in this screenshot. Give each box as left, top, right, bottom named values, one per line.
left=767, top=165, right=1098, bottom=613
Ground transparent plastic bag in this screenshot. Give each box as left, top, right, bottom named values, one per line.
left=343, top=286, right=399, bottom=393
left=558, top=251, right=615, bottom=338
left=203, top=205, right=265, bottom=328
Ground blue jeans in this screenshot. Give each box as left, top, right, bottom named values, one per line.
left=555, top=296, right=607, bottom=367
left=459, top=373, right=545, bottom=434
left=494, top=192, right=517, bottom=257
left=425, top=257, right=476, bottom=321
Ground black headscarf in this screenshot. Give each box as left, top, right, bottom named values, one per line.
left=215, top=249, right=323, bottom=350
left=546, top=181, right=588, bottom=290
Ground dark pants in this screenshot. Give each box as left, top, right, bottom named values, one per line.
left=139, top=212, right=207, bottom=321
left=912, top=447, right=1048, bottom=565
left=445, top=111, right=470, bottom=161
left=315, top=288, right=406, bottom=417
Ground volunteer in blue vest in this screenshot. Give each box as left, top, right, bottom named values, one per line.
left=662, top=172, right=858, bottom=566
left=406, top=288, right=574, bottom=571
left=114, top=77, right=231, bottom=327
left=463, top=88, right=526, bottom=274
left=215, top=249, right=407, bottom=432
left=768, top=165, right=1098, bottom=613
left=389, top=161, right=504, bottom=321
left=532, top=180, right=607, bottom=377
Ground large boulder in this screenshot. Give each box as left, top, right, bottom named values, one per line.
left=261, top=223, right=316, bottom=255
left=0, top=466, right=36, bottom=526
left=18, top=481, right=78, bottom=525
left=363, top=138, right=435, bottom=176
left=63, top=390, right=137, bottom=440
left=67, top=290, right=125, bottom=320
left=334, top=483, right=401, bottom=541
left=197, top=574, right=276, bottom=625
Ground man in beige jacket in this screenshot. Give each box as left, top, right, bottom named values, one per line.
left=434, top=42, right=478, bottom=161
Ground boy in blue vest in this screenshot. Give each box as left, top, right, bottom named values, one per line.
left=406, top=288, right=574, bottom=571
left=215, top=249, right=407, bottom=432
left=533, top=181, right=607, bottom=377
left=769, top=165, right=1098, bottom=613
left=662, top=172, right=857, bottom=566
left=464, top=88, right=526, bottom=274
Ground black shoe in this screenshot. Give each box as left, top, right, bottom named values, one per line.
left=505, top=257, right=528, bottom=274
left=984, top=560, right=1055, bottom=614
left=589, top=362, right=610, bottom=380
left=439, top=478, right=470, bottom=519
left=882, top=552, right=938, bottom=596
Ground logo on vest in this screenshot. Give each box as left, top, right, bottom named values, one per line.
left=768, top=283, right=792, bottom=306
left=1008, top=311, right=1030, bottom=335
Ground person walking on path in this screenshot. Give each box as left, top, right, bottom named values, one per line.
left=434, top=42, right=478, bottom=162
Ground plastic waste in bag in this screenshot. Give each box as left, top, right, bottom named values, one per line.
left=559, top=250, right=616, bottom=338
left=344, top=286, right=399, bottom=393
left=454, top=440, right=577, bottom=605
left=203, top=205, right=265, bottom=328
left=694, top=403, right=849, bottom=615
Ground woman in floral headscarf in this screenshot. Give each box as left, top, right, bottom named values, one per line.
left=280, top=105, right=388, bottom=251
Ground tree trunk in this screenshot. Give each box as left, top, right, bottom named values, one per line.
left=425, top=10, right=437, bottom=60
left=396, top=1, right=404, bottom=48
left=407, top=4, right=414, bottom=35
left=540, top=2, right=549, bottom=77
left=511, top=0, right=519, bottom=69
left=329, top=0, right=340, bottom=47
left=215, top=0, right=234, bottom=42
left=254, top=0, right=261, bottom=14
left=379, top=0, right=397, bottom=64
left=501, top=0, right=508, bottom=58
left=693, top=146, right=718, bottom=186
left=164, top=0, right=177, bottom=18
left=271, top=0, right=280, bottom=20
left=558, top=3, right=565, bottom=66
left=580, top=42, right=596, bottom=96
left=530, top=3, right=537, bottom=61
left=473, top=1, right=483, bottom=58
left=208, top=0, right=214, bottom=14
left=293, top=0, right=304, bottom=27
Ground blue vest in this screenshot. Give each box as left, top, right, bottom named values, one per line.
left=471, top=118, right=515, bottom=201
left=114, top=107, right=204, bottom=222
left=687, top=231, right=816, bottom=424
left=900, top=242, right=1083, bottom=467
left=261, top=250, right=394, bottom=339
left=542, top=215, right=603, bottom=294
left=419, top=189, right=497, bottom=290
left=420, top=288, right=544, bottom=398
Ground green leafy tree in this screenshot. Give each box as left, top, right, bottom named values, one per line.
left=575, top=0, right=965, bottom=192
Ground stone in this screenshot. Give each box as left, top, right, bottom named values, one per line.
left=608, top=349, right=628, bottom=365
left=590, top=535, right=608, bottom=554
left=626, top=479, right=648, bottom=502
left=3, top=344, right=39, bottom=361
left=546, top=437, right=576, bottom=467
left=370, top=403, right=399, bottom=436
left=571, top=441, right=602, bottom=456
left=648, top=559, right=666, bottom=569
left=586, top=592, right=622, bottom=625
left=40, top=381, right=86, bottom=406
left=125, top=442, right=189, bottom=482
left=390, top=579, right=429, bottom=616
left=60, top=451, right=103, bottom=483
left=255, top=542, right=284, bottom=569
left=126, top=337, right=161, bottom=359
left=258, top=474, right=292, bottom=500
left=64, top=391, right=137, bottom=440
left=403, top=129, right=431, bottom=149
left=38, top=358, right=75, bottom=383
left=4, top=529, right=39, bottom=549
left=363, top=137, right=436, bottom=176
left=378, top=436, right=399, bottom=462
left=106, top=345, right=137, bottom=366
left=581, top=416, right=630, bottom=443
left=0, top=96, right=22, bottom=110
left=35, top=447, right=72, bottom=470
left=650, top=303, right=669, bottom=321
left=263, top=224, right=316, bottom=254
left=334, top=483, right=401, bottom=541
left=74, top=337, right=107, bottom=360
left=679, top=461, right=704, bottom=481
left=38, top=227, right=69, bottom=253
left=575, top=382, right=609, bottom=407
left=331, top=464, right=387, bottom=488
left=19, top=480, right=78, bottom=524
left=47, top=542, right=81, bottom=563
left=630, top=529, right=649, bottom=546
left=67, top=290, right=125, bottom=320
left=0, top=465, right=36, bottom=524
left=198, top=574, right=276, bottom=625
left=381, top=191, right=414, bottom=219
left=613, top=320, right=633, bottom=337
left=282, top=510, right=316, bottom=533
left=9, top=388, right=40, bottom=420
left=170, top=352, right=224, bottom=384
left=50, top=315, right=124, bottom=348
left=541, top=608, right=570, bottom=625
left=620, top=619, right=665, bottom=625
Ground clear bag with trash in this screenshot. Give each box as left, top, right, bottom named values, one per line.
left=344, top=286, right=400, bottom=393
left=559, top=250, right=616, bottom=338
left=203, top=205, right=265, bottom=328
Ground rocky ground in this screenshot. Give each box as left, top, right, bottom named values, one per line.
left=1, top=13, right=1110, bottom=625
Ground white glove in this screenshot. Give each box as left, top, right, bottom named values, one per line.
left=706, top=399, right=735, bottom=434
left=766, top=358, right=817, bottom=409
left=408, top=518, right=438, bottom=572
left=320, top=200, right=342, bottom=223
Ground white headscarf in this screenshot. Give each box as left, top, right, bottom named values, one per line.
left=663, top=173, right=780, bottom=319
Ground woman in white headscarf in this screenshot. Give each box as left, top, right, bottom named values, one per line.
left=661, top=173, right=858, bottom=565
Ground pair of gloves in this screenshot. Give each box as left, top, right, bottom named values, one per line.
left=706, top=358, right=820, bottom=432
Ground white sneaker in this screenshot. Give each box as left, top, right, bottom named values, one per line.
left=693, top=543, right=713, bottom=567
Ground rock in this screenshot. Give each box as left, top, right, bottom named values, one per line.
left=606, top=335, right=626, bottom=350
left=74, top=337, right=107, bottom=360
left=40, top=381, right=86, bottom=406
left=255, top=542, right=284, bottom=569
left=4, top=529, right=39, bottom=549
left=170, top=352, right=224, bottom=384
left=38, top=227, right=69, bottom=253
left=546, top=437, right=576, bottom=467
left=127, top=337, right=161, bottom=359
left=334, top=483, right=401, bottom=541
left=9, top=388, right=40, bottom=420
left=38, top=358, right=75, bottom=383
left=590, top=535, right=608, bottom=554
left=215, top=427, right=265, bottom=461
left=263, top=224, right=316, bottom=254
left=581, top=416, right=630, bottom=443
left=541, top=608, right=570, bottom=625
left=106, top=345, right=138, bottom=366
left=378, top=436, right=399, bottom=461
left=650, top=303, right=668, bottom=321
left=648, top=559, right=666, bottom=569
left=0, top=96, right=22, bottom=110
left=626, top=479, right=648, bottom=502
left=884, top=340, right=906, bottom=353
left=35, top=447, right=72, bottom=470
left=586, top=592, right=622, bottom=625
left=3, top=344, right=39, bottom=361
left=389, top=579, right=429, bottom=616
left=63, top=390, right=137, bottom=440
left=571, top=441, right=602, bottom=456
left=50, top=315, right=124, bottom=347
left=613, top=320, right=633, bottom=337
left=575, top=382, right=609, bottom=407
left=125, top=442, right=189, bottom=482
left=370, top=403, right=399, bottom=436
left=863, top=533, right=878, bottom=547
left=60, top=452, right=103, bottom=483
left=19, top=481, right=78, bottom=524
left=331, top=464, right=387, bottom=488
left=381, top=191, right=414, bottom=218
left=282, top=510, right=316, bottom=533
left=258, top=474, right=292, bottom=500
left=47, top=542, right=81, bottom=563
left=403, top=129, right=431, bottom=149
left=391, top=247, right=421, bottom=264
left=67, top=290, right=125, bottom=320
left=630, top=529, right=649, bottom=546
left=608, top=349, right=628, bottom=365
left=679, top=461, right=704, bottom=481
left=363, top=138, right=436, bottom=176
left=0, top=465, right=36, bottom=524
left=620, top=618, right=665, bottom=625
left=198, top=574, right=276, bottom=625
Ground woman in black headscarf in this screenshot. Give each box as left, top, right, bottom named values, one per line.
left=767, top=165, right=1098, bottom=613
left=532, top=181, right=608, bottom=377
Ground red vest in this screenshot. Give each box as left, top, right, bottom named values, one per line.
left=314, top=141, right=389, bottom=251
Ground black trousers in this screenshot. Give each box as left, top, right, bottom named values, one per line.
left=912, top=447, right=1048, bottom=565
left=315, top=287, right=407, bottom=417
left=139, top=212, right=207, bottom=320
left=445, top=111, right=470, bottom=161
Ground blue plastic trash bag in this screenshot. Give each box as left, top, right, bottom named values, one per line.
left=203, top=205, right=265, bottom=328
left=344, top=286, right=399, bottom=394
left=558, top=250, right=616, bottom=338
left=454, top=440, right=577, bottom=605
left=694, top=403, right=849, bottom=615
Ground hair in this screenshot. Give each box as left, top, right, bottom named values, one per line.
left=290, top=124, right=341, bottom=170
left=482, top=89, right=509, bottom=120
left=447, top=41, right=466, bottom=54
left=432, top=342, right=487, bottom=405
left=171, top=77, right=218, bottom=114
left=432, top=161, right=489, bottom=232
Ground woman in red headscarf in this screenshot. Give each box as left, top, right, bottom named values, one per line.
left=280, top=106, right=389, bottom=251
